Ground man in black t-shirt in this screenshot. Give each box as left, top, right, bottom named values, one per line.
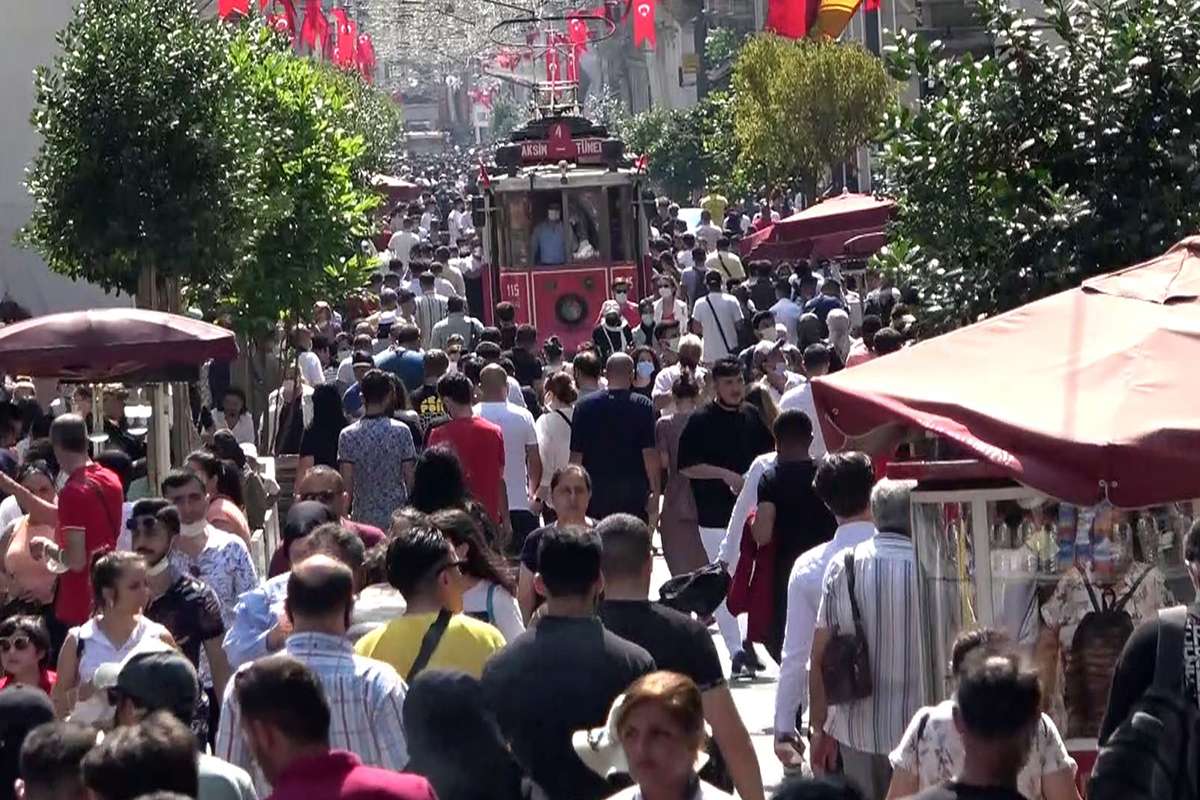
left=751, top=410, right=837, bottom=661
left=910, top=653, right=1040, bottom=800
left=506, top=323, right=546, bottom=391
left=677, top=356, right=774, bottom=664
left=596, top=514, right=766, bottom=800
left=569, top=353, right=660, bottom=524
left=410, top=349, right=450, bottom=432
left=482, top=527, right=655, bottom=800
left=129, top=498, right=228, bottom=743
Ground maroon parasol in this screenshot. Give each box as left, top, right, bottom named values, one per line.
left=0, top=308, right=237, bottom=383
left=741, top=192, right=894, bottom=260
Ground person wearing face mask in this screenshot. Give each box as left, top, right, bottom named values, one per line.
left=755, top=342, right=804, bottom=405
left=533, top=204, right=567, bottom=266
left=630, top=347, right=660, bottom=399
left=736, top=310, right=780, bottom=381
left=611, top=279, right=641, bottom=329
left=654, top=276, right=688, bottom=325
left=653, top=320, right=683, bottom=369
left=592, top=300, right=635, bottom=361
left=129, top=498, right=230, bottom=743
left=633, top=299, right=657, bottom=348
left=653, top=334, right=707, bottom=415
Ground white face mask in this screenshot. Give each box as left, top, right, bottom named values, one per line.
left=665, top=337, right=681, bottom=352
left=547, top=210, right=561, bottom=221
left=180, top=519, right=207, bottom=538
left=145, top=555, right=172, bottom=576
left=337, top=349, right=352, bottom=362
left=658, top=287, right=673, bottom=299
left=759, top=327, right=779, bottom=342
left=641, top=313, right=654, bottom=326
left=614, top=292, right=628, bottom=303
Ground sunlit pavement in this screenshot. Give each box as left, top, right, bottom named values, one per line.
left=649, top=548, right=790, bottom=795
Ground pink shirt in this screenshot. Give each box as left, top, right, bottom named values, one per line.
left=267, top=751, right=436, bottom=800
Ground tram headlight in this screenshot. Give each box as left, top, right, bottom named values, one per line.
left=556, top=293, right=588, bottom=326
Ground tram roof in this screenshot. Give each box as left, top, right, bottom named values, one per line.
left=488, top=165, right=640, bottom=192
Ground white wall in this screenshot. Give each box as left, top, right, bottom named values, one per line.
left=0, top=2, right=128, bottom=316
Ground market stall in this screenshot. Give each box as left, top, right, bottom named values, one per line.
left=809, top=236, right=1200, bottom=789
left=740, top=191, right=894, bottom=263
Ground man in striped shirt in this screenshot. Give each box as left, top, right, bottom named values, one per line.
left=413, top=272, right=449, bottom=348
left=809, top=478, right=922, bottom=800
left=217, top=555, right=409, bottom=794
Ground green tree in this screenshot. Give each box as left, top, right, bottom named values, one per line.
left=878, top=0, right=1200, bottom=333
left=620, top=91, right=738, bottom=200
left=731, top=35, right=892, bottom=199
left=22, top=0, right=256, bottom=296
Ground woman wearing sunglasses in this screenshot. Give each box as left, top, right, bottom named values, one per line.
left=0, top=614, right=55, bottom=694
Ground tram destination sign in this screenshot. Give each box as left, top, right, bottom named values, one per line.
left=519, top=121, right=607, bottom=165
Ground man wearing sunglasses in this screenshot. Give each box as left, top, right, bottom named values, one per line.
left=108, top=649, right=255, bottom=800
left=128, top=498, right=232, bottom=742
left=294, top=466, right=385, bottom=552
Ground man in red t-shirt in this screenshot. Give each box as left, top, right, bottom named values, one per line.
left=40, top=414, right=124, bottom=627
left=426, top=372, right=507, bottom=533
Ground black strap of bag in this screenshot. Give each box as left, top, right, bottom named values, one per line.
left=407, top=608, right=452, bottom=682
left=554, top=409, right=573, bottom=430
left=844, top=551, right=865, bottom=634
left=1152, top=605, right=1188, bottom=691
left=704, top=296, right=733, bottom=355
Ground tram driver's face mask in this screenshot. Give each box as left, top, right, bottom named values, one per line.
left=547, top=209, right=561, bottom=221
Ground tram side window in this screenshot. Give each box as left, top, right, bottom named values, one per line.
left=607, top=187, right=632, bottom=263
left=505, top=193, right=533, bottom=268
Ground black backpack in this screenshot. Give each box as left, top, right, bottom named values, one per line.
left=1089, top=605, right=1200, bottom=800
left=1063, top=568, right=1149, bottom=738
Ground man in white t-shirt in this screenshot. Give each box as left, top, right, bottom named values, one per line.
left=769, top=279, right=803, bottom=345
left=704, top=238, right=745, bottom=282
left=386, top=215, right=418, bottom=272
left=779, top=343, right=831, bottom=460
left=293, top=328, right=326, bottom=387
left=690, top=271, right=744, bottom=365
left=474, top=365, right=542, bottom=555
left=693, top=209, right=723, bottom=252
left=652, top=334, right=707, bottom=414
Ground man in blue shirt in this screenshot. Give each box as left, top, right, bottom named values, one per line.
left=803, top=276, right=848, bottom=325
left=374, top=324, right=424, bottom=393
left=532, top=204, right=567, bottom=265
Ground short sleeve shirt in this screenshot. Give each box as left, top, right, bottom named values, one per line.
left=677, top=402, right=774, bottom=528
left=426, top=417, right=505, bottom=522
left=55, top=463, right=124, bottom=625
left=599, top=600, right=725, bottom=691
left=475, top=402, right=539, bottom=513
left=338, top=416, right=417, bottom=531
left=146, top=573, right=226, bottom=668
left=890, top=700, right=1075, bottom=799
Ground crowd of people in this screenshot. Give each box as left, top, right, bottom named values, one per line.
left=0, top=183, right=1193, bottom=800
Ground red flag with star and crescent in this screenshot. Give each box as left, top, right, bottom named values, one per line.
left=330, top=9, right=357, bottom=68
left=633, top=0, right=655, bottom=49
left=299, top=0, right=329, bottom=55
left=478, top=158, right=492, bottom=190
left=219, top=0, right=250, bottom=18
left=261, top=0, right=297, bottom=40
left=356, top=34, right=376, bottom=81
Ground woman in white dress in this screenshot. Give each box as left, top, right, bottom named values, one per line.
left=578, top=671, right=732, bottom=800
left=52, top=551, right=176, bottom=718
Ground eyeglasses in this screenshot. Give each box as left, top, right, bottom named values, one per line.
left=0, top=636, right=32, bottom=653
left=438, top=559, right=466, bottom=576
left=125, top=516, right=159, bottom=532
left=299, top=491, right=338, bottom=504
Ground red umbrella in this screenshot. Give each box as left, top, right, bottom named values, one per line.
left=741, top=191, right=895, bottom=259
left=810, top=236, right=1200, bottom=507
left=0, top=308, right=237, bottom=383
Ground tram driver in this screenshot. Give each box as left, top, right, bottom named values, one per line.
left=532, top=202, right=567, bottom=266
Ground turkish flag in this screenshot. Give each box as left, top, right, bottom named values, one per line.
left=356, top=34, right=376, bottom=81
left=766, top=0, right=820, bottom=37
left=265, top=0, right=298, bottom=37
left=632, top=0, right=655, bottom=49
left=218, top=0, right=250, bottom=18
left=299, top=0, right=328, bottom=54
left=330, top=9, right=356, bottom=67
left=545, top=32, right=561, bottom=84
left=566, top=12, right=589, bottom=49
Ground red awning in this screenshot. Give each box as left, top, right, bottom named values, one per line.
left=810, top=236, right=1200, bottom=508
left=0, top=308, right=237, bottom=383
left=741, top=191, right=894, bottom=260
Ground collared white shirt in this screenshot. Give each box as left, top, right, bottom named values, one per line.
left=779, top=381, right=827, bottom=460
left=774, top=520, right=877, bottom=735
left=217, top=631, right=409, bottom=794
left=408, top=276, right=458, bottom=299
left=717, top=452, right=777, bottom=571
left=816, top=532, right=922, bottom=754
left=770, top=298, right=803, bottom=344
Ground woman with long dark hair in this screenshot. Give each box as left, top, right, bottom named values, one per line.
left=186, top=451, right=251, bottom=545
left=408, top=446, right=469, bottom=515
left=430, top=509, right=523, bottom=642
left=296, top=383, right=347, bottom=490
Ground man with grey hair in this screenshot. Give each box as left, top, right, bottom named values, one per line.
left=808, top=477, right=921, bottom=800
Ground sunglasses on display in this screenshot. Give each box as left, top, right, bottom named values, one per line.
left=0, top=636, right=32, bottom=653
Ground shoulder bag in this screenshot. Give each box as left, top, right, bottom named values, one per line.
left=820, top=551, right=873, bottom=705
left=703, top=296, right=734, bottom=356
left=407, top=608, right=452, bottom=682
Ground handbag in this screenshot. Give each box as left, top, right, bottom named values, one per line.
left=821, top=551, right=873, bottom=705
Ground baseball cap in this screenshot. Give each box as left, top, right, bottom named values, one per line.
left=115, top=650, right=199, bottom=720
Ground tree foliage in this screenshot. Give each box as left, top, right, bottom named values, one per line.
left=619, top=91, right=738, bottom=199
left=22, top=0, right=401, bottom=338
left=878, top=0, right=1200, bottom=333
left=731, top=35, right=893, bottom=197
left=22, top=0, right=254, bottom=294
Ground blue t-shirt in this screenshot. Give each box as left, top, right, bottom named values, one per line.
left=374, top=347, right=424, bottom=392
left=532, top=220, right=567, bottom=265
left=803, top=294, right=846, bottom=324
left=343, top=383, right=363, bottom=417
